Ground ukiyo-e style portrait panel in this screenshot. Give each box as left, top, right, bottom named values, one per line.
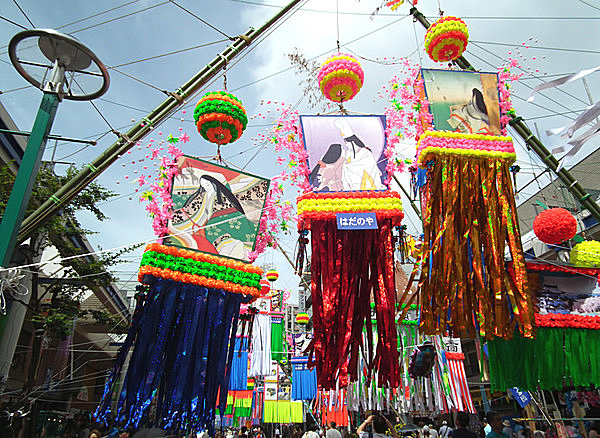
left=164, top=156, right=270, bottom=262
left=300, top=115, right=388, bottom=192
left=420, top=68, right=502, bottom=135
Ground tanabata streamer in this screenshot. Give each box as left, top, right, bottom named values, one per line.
left=271, top=311, right=286, bottom=363
left=414, top=131, right=534, bottom=339
left=298, top=190, right=404, bottom=389
left=291, top=356, right=317, bottom=401
left=488, top=314, right=600, bottom=390
left=95, top=243, right=262, bottom=434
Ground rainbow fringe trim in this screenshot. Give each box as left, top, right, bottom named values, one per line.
left=416, top=131, right=516, bottom=167
left=297, top=191, right=403, bottom=229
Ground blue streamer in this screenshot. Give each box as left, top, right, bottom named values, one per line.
left=291, top=357, right=317, bottom=401
left=95, top=276, right=251, bottom=435
left=229, top=337, right=249, bottom=390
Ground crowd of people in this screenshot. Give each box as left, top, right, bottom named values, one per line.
left=30, top=409, right=600, bottom=438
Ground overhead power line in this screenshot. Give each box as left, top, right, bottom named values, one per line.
left=168, top=0, right=235, bottom=40
left=0, top=14, right=27, bottom=30
left=227, top=0, right=600, bottom=19
left=109, top=39, right=228, bottom=68
left=470, top=39, right=600, bottom=55
left=11, top=0, right=34, bottom=27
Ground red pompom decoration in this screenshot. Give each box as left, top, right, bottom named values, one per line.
left=533, top=208, right=577, bottom=244
left=259, top=279, right=271, bottom=296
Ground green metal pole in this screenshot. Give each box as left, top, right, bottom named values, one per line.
left=0, top=92, right=60, bottom=267
left=16, top=0, right=304, bottom=243
left=409, top=5, right=600, bottom=223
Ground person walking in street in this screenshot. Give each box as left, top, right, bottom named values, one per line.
left=439, top=421, right=453, bottom=438
left=327, top=423, right=342, bottom=438
left=449, top=412, right=477, bottom=438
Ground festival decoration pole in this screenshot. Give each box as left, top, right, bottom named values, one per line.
left=15, top=0, right=305, bottom=243
left=408, top=5, right=600, bottom=223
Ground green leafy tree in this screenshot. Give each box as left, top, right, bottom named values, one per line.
left=0, top=162, right=134, bottom=394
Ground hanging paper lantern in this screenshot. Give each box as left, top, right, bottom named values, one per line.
left=260, top=279, right=271, bottom=296
left=266, top=269, right=279, bottom=281
left=411, top=130, right=534, bottom=339
left=533, top=208, right=577, bottom=245
left=424, top=16, right=469, bottom=62
left=571, top=241, right=600, bottom=268
left=95, top=243, right=262, bottom=434
left=194, top=91, right=248, bottom=145
left=317, top=53, right=364, bottom=103
left=295, top=312, right=310, bottom=325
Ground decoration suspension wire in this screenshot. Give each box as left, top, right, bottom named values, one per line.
left=336, top=0, right=340, bottom=52
left=412, top=19, right=423, bottom=65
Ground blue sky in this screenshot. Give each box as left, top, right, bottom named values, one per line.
left=1, top=0, right=600, bottom=298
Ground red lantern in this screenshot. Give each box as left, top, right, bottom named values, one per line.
left=533, top=208, right=577, bottom=245
left=259, top=279, right=270, bottom=296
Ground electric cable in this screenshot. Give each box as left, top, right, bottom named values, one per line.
left=11, top=0, right=34, bottom=28
left=108, top=66, right=169, bottom=94
left=66, top=1, right=170, bottom=35
left=227, top=0, right=600, bottom=19
left=470, top=39, right=600, bottom=55
left=108, top=39, right=228, bottom=68
left=168, top=0, right=235, bottom=40
left=0, top=15, right=27, bottom=30
left=575, top=0, right=600, bottom=12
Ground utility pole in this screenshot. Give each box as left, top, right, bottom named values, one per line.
left=409, top=6, right=600, bottom=223
left=15, top=0, right=305, bottom=243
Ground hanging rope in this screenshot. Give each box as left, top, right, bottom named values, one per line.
left=336, top=0, right=340, bottom=51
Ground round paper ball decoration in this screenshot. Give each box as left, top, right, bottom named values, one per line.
left=295, top=313, right=310, bottom=325
left=317, top=53, right=364, bottom=103
left=570, top=241, right=600, bottom=268
left=424, top=16, right=469, bottom=62
left=533, top=208, right=577, bottom=245
left=259, top=279, right=271, bottom=296
left=194, top=91, right=248, bottom=145
left=266, top=269, right=279, bottom=282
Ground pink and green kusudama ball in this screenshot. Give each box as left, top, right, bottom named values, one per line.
left=317, top=53, right=364, bottom=103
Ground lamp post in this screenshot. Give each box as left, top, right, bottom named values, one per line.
left=0, top=29, right=110, bottom=267
left=0, top=29, right=109, bottom=395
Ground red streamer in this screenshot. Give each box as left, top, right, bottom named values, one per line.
left=307, top=218, right=400, bottom=389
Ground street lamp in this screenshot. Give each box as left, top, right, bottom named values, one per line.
left=0, top=29, right=110, bottom=267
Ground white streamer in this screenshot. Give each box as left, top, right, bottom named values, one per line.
left=527, top=65, right=600, bottom=102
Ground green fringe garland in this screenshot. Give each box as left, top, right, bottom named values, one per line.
left=140, top=250, right=261, bottom=288
left=271, top=316, right=286, bottom=362
left=263, top=401, right=303, bottom=423
left=194, top=92, right=248, bottom=129
left=488, top=327, right=600, bottom=391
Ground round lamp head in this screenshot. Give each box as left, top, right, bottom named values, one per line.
left=8, top=28, right=110, bottom=101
